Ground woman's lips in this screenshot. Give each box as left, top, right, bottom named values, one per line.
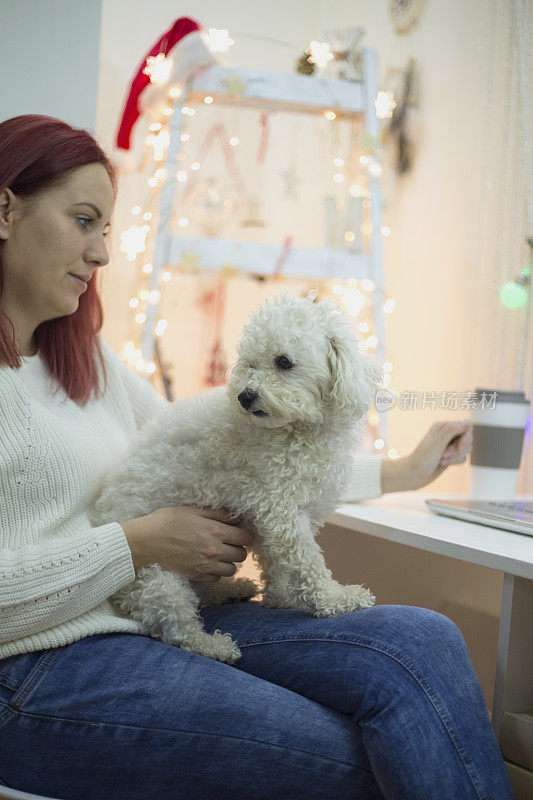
left=69, top=273, right=88, bottom=289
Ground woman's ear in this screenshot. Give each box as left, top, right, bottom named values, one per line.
left=0, top=188, right=18, bottom=240
left=327, top=335, right=383, bottom=418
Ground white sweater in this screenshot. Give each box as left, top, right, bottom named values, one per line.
left=0, top=337, right=383, bottom=659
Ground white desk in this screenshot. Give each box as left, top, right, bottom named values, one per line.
left=326, top=492, right=533, bottom=747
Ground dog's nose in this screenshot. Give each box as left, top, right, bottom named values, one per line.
left=238, top=388, right=258, bottom=410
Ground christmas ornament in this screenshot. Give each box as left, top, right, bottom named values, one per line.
left=295, top=52, right=315, bottom=76
left=389, top=0, right=426, bottom=35
left=189, top=176, right=232, bottom=237
left=314, top=27, right=366, bottom=82
left=115, top=16, right=217, bottom=151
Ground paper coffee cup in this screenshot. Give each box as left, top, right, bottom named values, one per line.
left=470, top=388, right=530, bottom=499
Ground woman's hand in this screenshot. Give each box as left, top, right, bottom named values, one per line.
left=120, top=506, right=254, bottom=582
left=381, top=421, right=473, bottom=493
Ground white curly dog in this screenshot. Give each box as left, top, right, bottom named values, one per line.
left=90, top=291, right=383, bottom=665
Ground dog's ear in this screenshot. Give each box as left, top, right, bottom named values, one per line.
left=327, top=335, right=383, bottom=418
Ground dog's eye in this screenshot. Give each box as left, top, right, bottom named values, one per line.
left=275, top=355, right=293, bottom=370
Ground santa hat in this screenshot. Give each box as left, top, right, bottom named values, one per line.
left=115, top=16, right=217, bottom=151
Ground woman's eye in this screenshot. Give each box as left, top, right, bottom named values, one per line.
left=77, top=217, right=110, bottom=237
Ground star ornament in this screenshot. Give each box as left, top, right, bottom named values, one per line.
left=222, top=75, right=248, bottom=96
left=279, top=167, right=303, bottom=200
left=179, top=250, right=201, bottom=273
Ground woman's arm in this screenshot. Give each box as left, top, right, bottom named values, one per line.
left=381, top=421, right=473, bottom=493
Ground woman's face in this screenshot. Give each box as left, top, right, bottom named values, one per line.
left=0, top=163, right=114, bottom=350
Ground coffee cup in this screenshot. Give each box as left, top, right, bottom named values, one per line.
left=470, top=388, right=530, bottom=499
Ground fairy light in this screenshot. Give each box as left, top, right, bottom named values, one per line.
left=383, top=298, right=396, bottom=313
left=131, top=205, right=141, bottom=215
left=324, top=110, right=337, bottom=120
left=333, top=158, right=344, bottom=167
left=138, top=289, right=149, bottom=300
left=387, top=448, right=400, bottom=459
left=306, top=41, right=334, bottom=69
left=333, top=173, right=344, bottom=183
left=361, top=279, right=375, bottom=292
left=177, top=171, right=188, bottom=182
left=129, top=298, right=140, bottom=308
left=163, top=107, right=173, bottom=117
left=177, top=152, right=186, bottom=161
left=149, top=122, right=162, bottom=132
left=178, top=217, right=189, bottom=226
left=154, top=168, right=166, bottom=180
left=229, top=137, right=240, bottom=146
left=359, top=155, right=369, bottom=165
left=369, top=161, right=382, bottom=177
left=191, top=162, right=201, bottom=170
left=344, top=231, right=355, bottom=243
left=147, top=177, right=157, bottom=187
left=381, top=226, right=391, bottom=236
left=204, top=96, right=214, bottom=104
left=374, top=439, right=384, bottom=450
left=169, top=87, right=182, bottom=99
left=349, top=182, right=365, bottom=197
left=203, top=28, right=235, bottom=53
left=155, top=319, right=167, bottom=336
left=160, top=271, right=171, bottom=282
left=142, top=263, right=153, bottom=274
left=367, top=335, right=378, bottom=348
left=383, top=362, right=393, bottom=372
left=375, top=90, right=396, bottom=120
left=143, top=53, right=172, bottom=84
left=343, top=288, right=364, bottom=316
left=148, top=290, right=160, bottom=304
left=135, top=312, right=147, bottom=324
left=143, top=212, right=152, bottom=221
left=180, top=133, right=190, bottom=142
left=120, top=225, right=150, bottom=261
left=181, top=106, right=195, bottom=116
left=359, top=322, right=369, bottom=332
left=332, top=283, right=344, bottom=295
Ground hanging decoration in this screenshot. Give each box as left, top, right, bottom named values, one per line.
left=312, top=27, right=366, bottom=82
left=240, top=112, right=271, bottom=228
left=198, top=279, right=228, bottom=388
left=388, top=0, right=426, bottom=35
left=386, top=57, right=420, bottom=174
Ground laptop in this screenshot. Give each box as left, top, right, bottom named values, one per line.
left=425, top=498, right=533, bottom=536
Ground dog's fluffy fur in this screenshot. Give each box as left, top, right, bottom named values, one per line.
left=90, top=292, right=383, bottom=664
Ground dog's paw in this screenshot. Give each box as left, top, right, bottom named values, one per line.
left=177, top=630, right=242, bottom=665
left=305, top=584, right=376, bottom=617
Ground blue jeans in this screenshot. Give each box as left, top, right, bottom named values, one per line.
left=0, top=602, right=513, bottom=800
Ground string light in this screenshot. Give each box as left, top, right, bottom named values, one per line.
left=143, top=53, right=172, bottom=84
left=306, top=41, right=334, bottom=69
left=122, top=72, right=389, bottom=451
left=203, top=28, right=235, bottom=53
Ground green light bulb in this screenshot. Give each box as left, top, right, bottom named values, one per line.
left=499, top=281, right=529, bottom=309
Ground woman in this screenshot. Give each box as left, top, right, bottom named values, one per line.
left=0, top=115, right=513, bottom=800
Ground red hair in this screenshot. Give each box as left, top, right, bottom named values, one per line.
left=0, top=114, right=118, bottom=404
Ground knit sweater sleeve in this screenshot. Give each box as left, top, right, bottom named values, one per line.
left=0, top=523, right=135, bottom=645
left=341, top=453, right=384, bottom=502
left=99, top=335, right=168, bottom=430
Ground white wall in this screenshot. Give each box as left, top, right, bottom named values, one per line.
left=0, top=0, right=102, bottom=130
